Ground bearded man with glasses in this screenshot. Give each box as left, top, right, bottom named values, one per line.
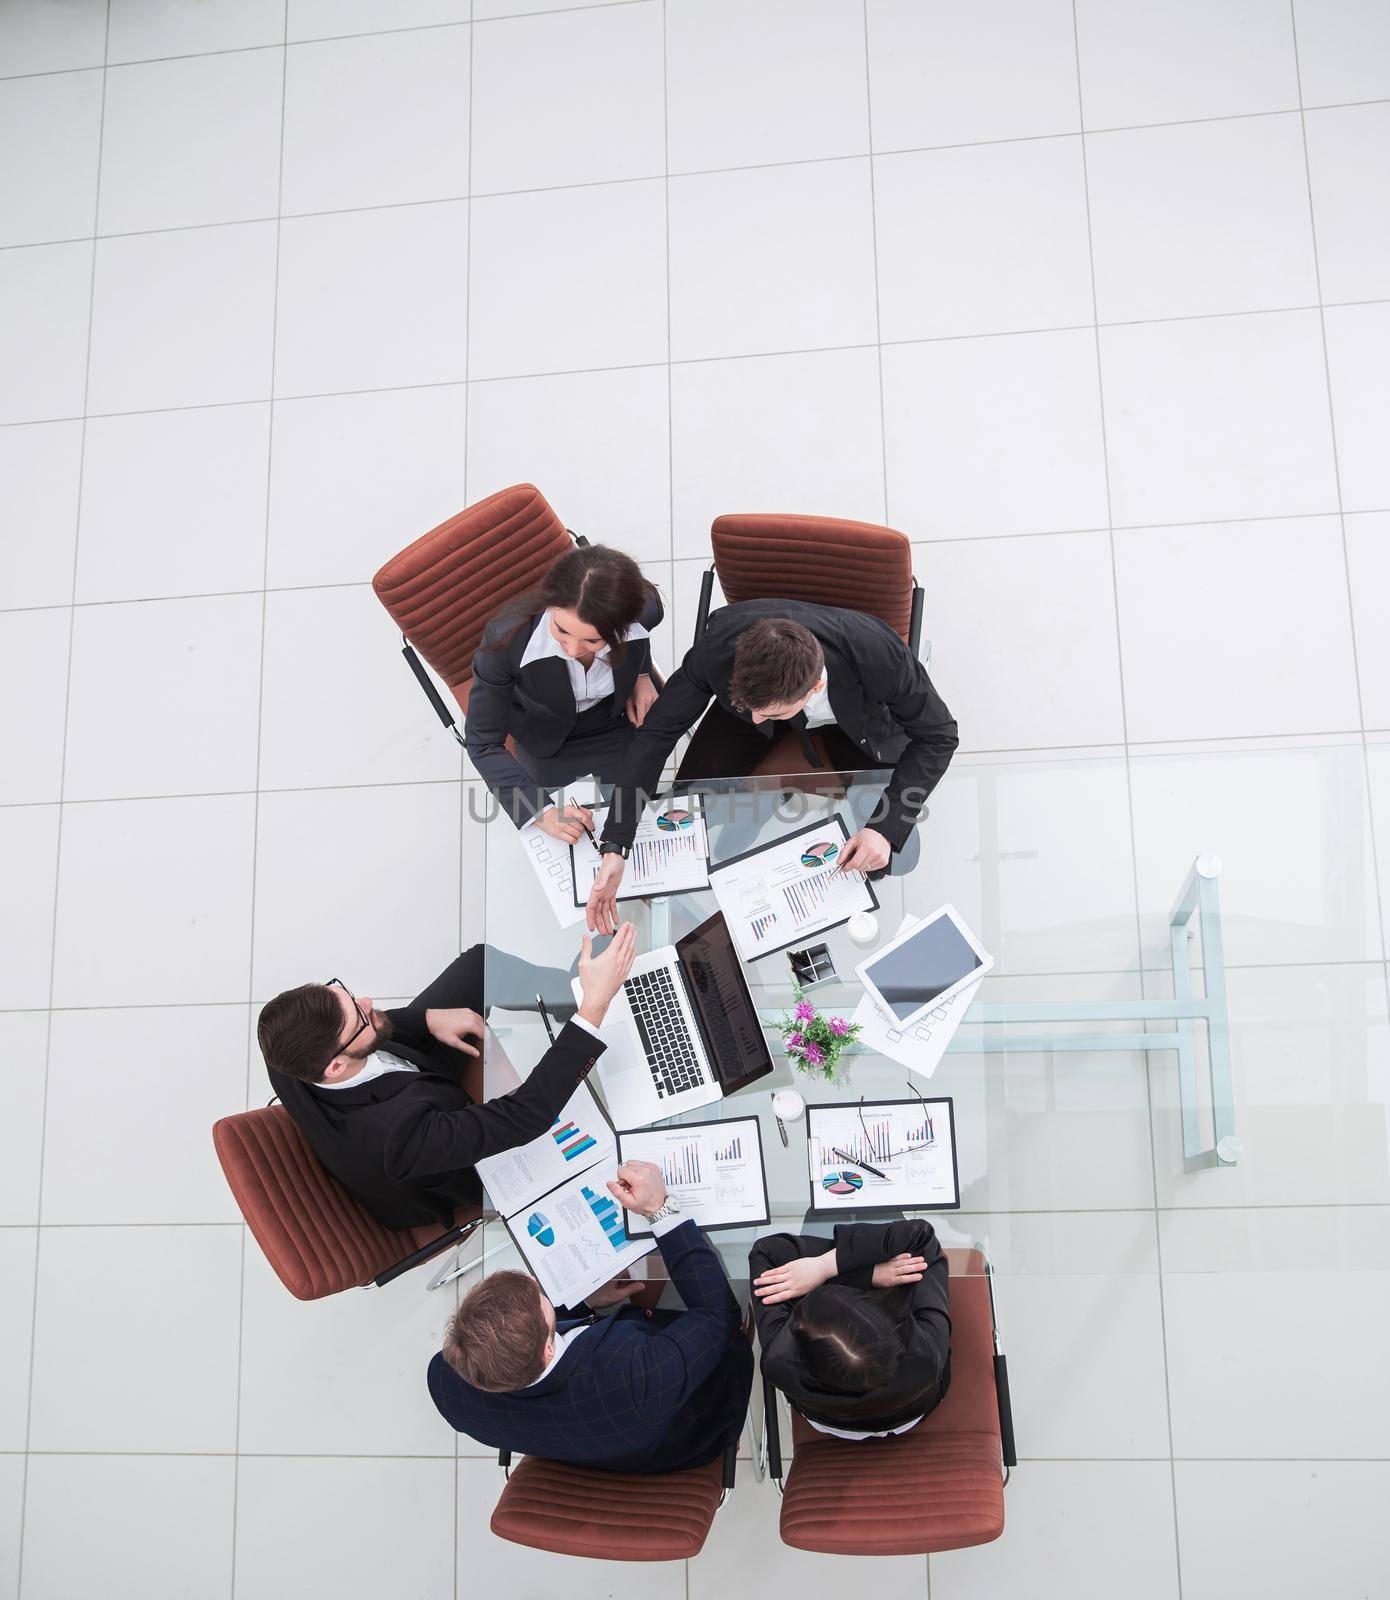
left=255, top=929, right=636, bottom=1233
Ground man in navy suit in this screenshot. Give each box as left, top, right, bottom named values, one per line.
left=427, top=1160, right=752, bottom=1474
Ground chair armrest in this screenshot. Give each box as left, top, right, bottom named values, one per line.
left=400, top=638, right=464, bottom=747
left=693, top=567, right=715, bottom=648
left=721, top=1442, right=737, bottom=1492
left=497, top=1446, right=512, bottom=1471
left=995, top=1352, right=1017, bottom=1470
left=762, top=1374, right=783, bottom=1483
left=371, top=1216, right=482, bottom=1288
left=908, top=581, right=925, bottom=658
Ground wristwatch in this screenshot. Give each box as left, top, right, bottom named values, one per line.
left=643, top=1196, right=682, bottom=1227
left=599, top=841, right=630, bottom=859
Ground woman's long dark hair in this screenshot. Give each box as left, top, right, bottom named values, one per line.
left=789, top=1283, right=907, bottom=1395
left=507, top=544, right=657, bottom=665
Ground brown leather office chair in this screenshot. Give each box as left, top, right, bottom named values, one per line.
left=372, top=482, right=580, bottom=747
left=213, top=1106, right=487, bottom=1300
left=689, top=512, right=926, bottom=784
left=490, top=1443, right=738, bottom=1560
left=764, top=1247, right=1014, bottom=1555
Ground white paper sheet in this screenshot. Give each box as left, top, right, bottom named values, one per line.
left=475, top=1081, right=615, bottom=1217
left=569, top=793, right=710, bottom=904
left=807, top=1099, right=959, bottom=1211
left=515, top=776, right=606, bottom=928
left=708, top=818, right=876, bottom=961
left=509, top=1163, right=654, bottom=1307
left=617, top=1117, right=769, bottom=1234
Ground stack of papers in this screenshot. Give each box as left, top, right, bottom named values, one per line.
left=475, top=1080, right=653, bottom=1307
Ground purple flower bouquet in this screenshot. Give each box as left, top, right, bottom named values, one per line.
left=776, top=987, right=862, bottom=1082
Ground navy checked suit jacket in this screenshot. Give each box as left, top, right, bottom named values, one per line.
left=427, top=1220, right=753, bottom=1474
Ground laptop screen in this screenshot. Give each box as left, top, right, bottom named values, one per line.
left=677, top=912, right=773, bottom=1095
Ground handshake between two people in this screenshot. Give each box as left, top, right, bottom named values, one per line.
left=419, top=922, right=637, bottom=1062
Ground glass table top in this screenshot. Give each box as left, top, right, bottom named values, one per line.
left=475, top=741, right=1390, bottom=1281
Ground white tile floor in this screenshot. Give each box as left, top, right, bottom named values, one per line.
left=1, top=1, right=1388, bottom=1596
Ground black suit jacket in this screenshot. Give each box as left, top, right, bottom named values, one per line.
left=465, top=590, right=664, bottom=827
left=750, top=1219, right=951, bottom=1433
left=268, top=950, right=606, bottom=1231
left=601, top=599, right=957, bottom=853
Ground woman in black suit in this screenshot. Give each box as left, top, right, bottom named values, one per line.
left=464, top=544, right=663, bottom=840
left=749, top=1217, right=951, bottom=1437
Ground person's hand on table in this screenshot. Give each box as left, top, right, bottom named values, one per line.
left=838, top=825, right=891, bottom=875
left=625, top=673, right=659, bottom=728
left=575, top=922, right=637, bottom=1026
left=585, top=853, right=627, bottom=933
left=586, top=1272, right=645, bottom=1308
left=424, top=1006, right=484, bottom=1057
left=607, top=1158, right=667, bottom=1215
left=536, top=802, right=594, bottom=844
left=753, top=1251, right=839, bottom=1305
left=871, top=1252, right=928, bottom=1289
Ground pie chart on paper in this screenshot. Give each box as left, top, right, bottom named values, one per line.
left=801, top=840, right=839, bottom=868
left=656, top=809, right=693, bottom=832
left=821, top=1171, right=863, bottom=1196
left=526, top=1212, right=555, bottom=1247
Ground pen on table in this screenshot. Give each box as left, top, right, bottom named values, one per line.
left=832, top=1145, right=887, bottom=1180
left=775, top=1116, right=788, bottom=1148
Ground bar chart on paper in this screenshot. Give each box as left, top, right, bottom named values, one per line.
left=618, top=1118, right=769, bottom=1232
left=710, top=818, right=876, bottom=961
left=583, top=1184, right=628, bottom=1252
left=807, top=1100, right=959, bottom=1212
left=570, top=794, right=710, bottom=902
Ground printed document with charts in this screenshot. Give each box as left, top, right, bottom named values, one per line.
left=851, top=913, right=985, bottom=1078
left=476, top=1035, right=653, bottom=1305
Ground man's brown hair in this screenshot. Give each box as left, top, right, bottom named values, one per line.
left=443, top=1271, right=549, bottom=1391
left=729, top=618, right=824, bottom=712
left=256, top=984, right=344, bottom=1084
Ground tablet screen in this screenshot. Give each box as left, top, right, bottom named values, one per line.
left=868, top=916, right=983, bottom=1023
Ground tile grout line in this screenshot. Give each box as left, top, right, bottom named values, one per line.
left=1069, top=7, right=1185, bottom=1595
left=456, top=8, right=475, bottom=1585
left=1288, top=4, right=1390, bottom=996
left=860, top=0, right=891, bottom=534
left=5, top=293, right=1390, bottom=434
left=14, top=6, right=111, bottom=1593
left=228, top=17, right=290, bottom=1593
left=8, top=509, right=1390, bottom=623
left=661, top=0, right=675, bottom=578
left=3, top=99, right=1389, bottom=251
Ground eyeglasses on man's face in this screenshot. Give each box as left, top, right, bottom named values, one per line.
left=324, top=979, right=372, bottom=1063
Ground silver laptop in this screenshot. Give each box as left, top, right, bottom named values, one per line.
left=570, top=912, right=773, bottom=1129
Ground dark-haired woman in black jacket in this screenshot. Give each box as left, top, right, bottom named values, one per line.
left=464, top=543, right=663, bottom=838
left=749, top=1217, right=950, bottom=1437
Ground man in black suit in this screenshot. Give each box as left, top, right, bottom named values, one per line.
left=586, top=599, right=958, bottom=932
left=255, top=926, right=636, bottom=1232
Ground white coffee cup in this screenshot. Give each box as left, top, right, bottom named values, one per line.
left=771, top=1088, right=805, bottom=1124
left=847, top=910, right=879, bottom=946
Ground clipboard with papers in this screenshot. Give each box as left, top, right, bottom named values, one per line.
left=568, top=791, right=711, bottom=906
left=616, top=1117, right=770, bottom=1234
left=708, top=815, right=879, bottom=962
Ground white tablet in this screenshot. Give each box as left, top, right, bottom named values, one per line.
left=855, top=903, right=992, bottom=1029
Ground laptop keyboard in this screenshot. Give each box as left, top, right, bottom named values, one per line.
left=625, top=969, right=709, bottom=1099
